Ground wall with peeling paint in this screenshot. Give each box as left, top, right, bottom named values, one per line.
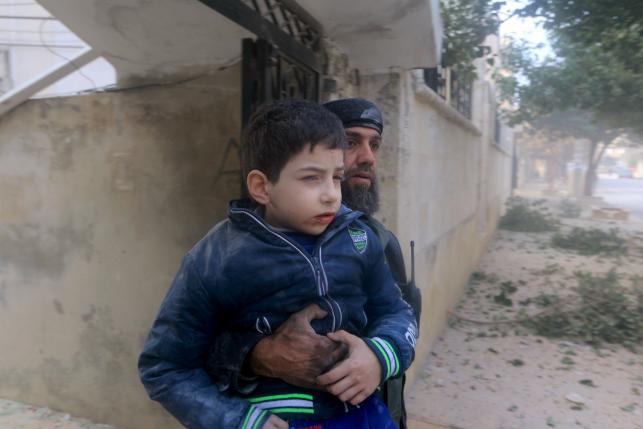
left=0, top=66, right=241, bottom=429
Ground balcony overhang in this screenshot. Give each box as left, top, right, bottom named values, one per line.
left=37, top=0, right=441, bottom=84
left=296, top=0, right=442, bottom=70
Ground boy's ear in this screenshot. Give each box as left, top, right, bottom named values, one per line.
left=246, top=169, right=271, bottom=205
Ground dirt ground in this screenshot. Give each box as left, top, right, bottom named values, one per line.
left=407, top=194, right=643, bottom=429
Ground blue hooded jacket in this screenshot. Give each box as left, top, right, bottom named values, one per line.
left=138, top=200, right=417, bottom=429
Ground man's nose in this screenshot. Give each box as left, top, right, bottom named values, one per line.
left=356, top=141, right=376, bottom=166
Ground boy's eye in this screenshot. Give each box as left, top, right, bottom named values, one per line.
left=302, top=175, right=319, bottom=182
left=347, top=139, right=358, bottom=148
left=370, top=141, right=381, bottom=151
left=334, top=175, right=345, bottom=182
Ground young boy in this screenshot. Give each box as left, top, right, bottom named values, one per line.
left=138, top=100, right=417, bottom=429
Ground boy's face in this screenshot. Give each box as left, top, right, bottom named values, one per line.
left=264, top=144, right=344, bottom=235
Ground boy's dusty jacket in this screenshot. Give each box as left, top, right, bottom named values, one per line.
left=138, top=199, right=418, bottom=429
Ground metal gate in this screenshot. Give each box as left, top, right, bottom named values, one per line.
left=241, top=37, right=320, bottom=127
left=197, top=0, right=322, bottom=126
left=198, top=0, right=322, bottom=193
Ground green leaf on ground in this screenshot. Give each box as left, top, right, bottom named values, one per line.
left=508, top=358, right=525, bottom=367
left=621, top=402, right=637, bottom=413
left=579, top=379, right=596, bottom=387
left=561, top=357, right=575, bottom=365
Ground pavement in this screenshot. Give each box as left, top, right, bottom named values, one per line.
left=595, top=178, right=643, bottom=219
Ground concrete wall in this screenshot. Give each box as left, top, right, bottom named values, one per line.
left=357, top=69, right=513, bottom=384
left=0, top=66, right=241, bottom=429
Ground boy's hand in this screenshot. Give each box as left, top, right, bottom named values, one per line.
left=261, top=414, right=288, bottom=429
left=249, top=304, right=348, bottom=389
left=315, top=330, right=381, bottom=405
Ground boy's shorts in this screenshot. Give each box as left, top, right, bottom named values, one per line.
left=288, top=395, right=398, bottom=429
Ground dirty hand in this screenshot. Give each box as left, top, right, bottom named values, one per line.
left=249, top=304, right=348, bottom=389
left=315, top=330, right=381, bottom=405
left=261, top=414, right=288, bottom=429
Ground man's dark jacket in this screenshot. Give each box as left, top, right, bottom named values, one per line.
left=138, top=201, right=418, bottom=429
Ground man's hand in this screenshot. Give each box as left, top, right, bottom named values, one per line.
left=315, top=330, right=381, bottom=405
left=261, top=414, right=288, bottom=429
left=249, top=304, right=348, bottom=389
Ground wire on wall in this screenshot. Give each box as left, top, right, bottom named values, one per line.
left=37, top=18, right=96, bottom=89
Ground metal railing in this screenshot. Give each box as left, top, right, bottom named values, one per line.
left=423, top=66, right=472, bottom=120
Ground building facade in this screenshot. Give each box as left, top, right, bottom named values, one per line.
left=0, top=1, right=514, bottom=427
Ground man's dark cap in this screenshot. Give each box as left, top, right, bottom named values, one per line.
left=323, top=98, right=383, bottom=135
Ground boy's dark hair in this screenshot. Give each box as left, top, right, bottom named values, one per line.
left=241, top=99, right=346, bottom=182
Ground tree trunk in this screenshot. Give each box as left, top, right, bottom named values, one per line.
left=583, top=139, right=610, bottom=196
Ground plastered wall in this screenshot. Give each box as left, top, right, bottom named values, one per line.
left=0, top=66, right=241, bottom=429
left=357, top=69, right=513, bottom=384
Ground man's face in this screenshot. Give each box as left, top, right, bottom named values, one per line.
left=342, top=126, right=382, bottom=215
left=264, top=144, right=344, bottom=235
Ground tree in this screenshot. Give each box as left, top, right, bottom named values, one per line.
left=440, top=0, right=503, bottom=79
left=522, top=110, right=625, bottom=196
left=516, top=0, right=643, bottom=75
left=498, top=0, right=643, bottom=135
left=497, top=1, right=642, bottom=195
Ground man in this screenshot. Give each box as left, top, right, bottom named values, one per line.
left=207, top=98, right=421, bottom=429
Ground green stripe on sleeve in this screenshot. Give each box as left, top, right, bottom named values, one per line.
left=368, top=338, right=391, bottom=378
left=240, top=405, right=255, bottom=429
left=250, top=410, right=268, bottom=429
left=379, top=338, right=400, bottom=376
left=248, top=393, right=313, bottom=403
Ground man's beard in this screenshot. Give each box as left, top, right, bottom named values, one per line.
left=342, top=173, right=380, bottom=215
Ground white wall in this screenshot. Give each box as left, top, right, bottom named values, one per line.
left=0, top=0, right=115, bottom=97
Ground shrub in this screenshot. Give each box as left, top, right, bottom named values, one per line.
left=522, top=270, right=643, bottom=350
left=499, top=197, right=558, bottom=232
left=551, top=227, right=627, bottom=256
left=559, top=199, right=582, bottom=218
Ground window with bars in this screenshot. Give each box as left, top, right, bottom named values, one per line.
left=423, top=66, right=472, bottom=120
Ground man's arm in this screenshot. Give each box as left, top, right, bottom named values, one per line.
left=138, top=254, right=283, bottom=429
left=206, top=304, right=348, bottom=391
left=385, top=231, right=422, bottom=326
left=366, top=216, right=422, bottom=326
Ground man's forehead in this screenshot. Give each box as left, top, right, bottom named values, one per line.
left=345, top=126, right=381, bottom=140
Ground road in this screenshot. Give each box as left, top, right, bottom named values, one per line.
left=595, top=177, right=643, bottom=219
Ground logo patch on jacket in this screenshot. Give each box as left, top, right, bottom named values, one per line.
left=348, top=227, right=368, bottom=253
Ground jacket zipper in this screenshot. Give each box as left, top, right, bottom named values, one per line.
left=231, top=209, right=332, bottom=304
left=319, top=247, right=342, bottom=329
